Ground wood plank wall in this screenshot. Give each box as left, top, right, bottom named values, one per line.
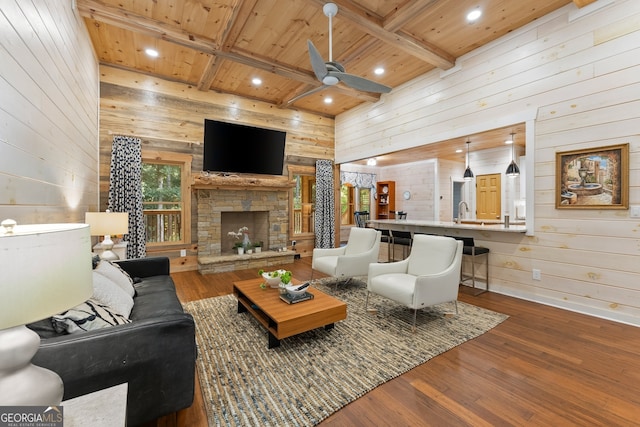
left=335, top=0, right=640, bottom=325
left=98, top=66, right=335, bottom=271
left=0, top=1, right=99, bottom=224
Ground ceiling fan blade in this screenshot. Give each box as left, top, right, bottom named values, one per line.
left=328, top=71, right=392, bottom=93
left=307, top=40, right=328, bottom=82
left=284, top=85, right=329, bottom=106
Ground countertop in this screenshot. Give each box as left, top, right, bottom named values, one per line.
left=367, top=218, right=527, bottom=233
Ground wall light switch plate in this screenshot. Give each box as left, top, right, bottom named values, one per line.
left=180, top=249, right=187, bottom=257
left=630, top=205, right=640, bottom=218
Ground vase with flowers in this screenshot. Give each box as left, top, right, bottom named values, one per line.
left=228, top=226, right=249, bottom=255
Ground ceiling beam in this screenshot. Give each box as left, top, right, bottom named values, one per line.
left=383, top=0, right=441, bottom=32
left=573, top=0, right=598, bottom=7
left=77, top=0, right=317, bottom=89
left=309, top=0, right=455, bottom=70
left=197, top=0, right=248, bottom=91
left=77, top=0, right=220, bottom=54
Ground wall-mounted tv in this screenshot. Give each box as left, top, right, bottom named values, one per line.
left=203, top=119, right=287, bottom=175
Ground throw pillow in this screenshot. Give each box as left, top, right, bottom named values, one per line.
left=94, top=260, right=135, bottom=298
left=92, top=271, right=134, bottom=318
left=52, top=299, right=131, bottom=334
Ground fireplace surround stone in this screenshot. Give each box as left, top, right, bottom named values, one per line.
left=195, top=175, right=295, bottom=273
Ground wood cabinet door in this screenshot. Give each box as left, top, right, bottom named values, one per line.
left=476, top=173, right=501, bottom=220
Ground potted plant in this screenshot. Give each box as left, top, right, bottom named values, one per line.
left=258, top=269, right=292, bottom=289
left=228, top=226, right=248, bottom=255
left=254, top=241, right=263, bottom=253
left=233, top=241, right=244, bottom=255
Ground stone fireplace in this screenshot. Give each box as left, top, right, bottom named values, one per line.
left=195, top=174, right=295, bottom=273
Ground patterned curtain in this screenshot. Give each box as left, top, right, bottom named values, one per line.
left=108, top=135, right=146, bottom=259
left=340, top=171, right=378, bottom=199
left=315, top=160, right=335, bottom=249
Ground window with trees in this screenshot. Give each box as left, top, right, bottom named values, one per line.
left=141, top=151, right=191, bottom=246
left=341, top=185, right=371, bottom=225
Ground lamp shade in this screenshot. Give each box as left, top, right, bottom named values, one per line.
left=463, top=139, right=474, bottom=180
left=506, top=160, right=520, bottom=176
left=85, top=212, right=129, bottom=236
left=463, top=166, right=474, bottom=180
left=0, top=223, right=93, bottom=330
left=505, top=132, right=520, bottom=177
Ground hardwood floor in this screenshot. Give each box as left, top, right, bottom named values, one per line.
left=150, top=258, right=640, bottom=426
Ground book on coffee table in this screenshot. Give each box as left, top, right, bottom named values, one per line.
left=280, top=292, right=314, bottom=304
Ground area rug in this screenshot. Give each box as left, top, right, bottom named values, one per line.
left=183, top=278, right=507, bottom=427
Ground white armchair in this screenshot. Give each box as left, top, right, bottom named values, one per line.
left=312, top=227, right=381, bottom=284
left=366, top=234, right=463, bottom=330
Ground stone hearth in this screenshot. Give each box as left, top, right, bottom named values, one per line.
left=195, top=175, right=295, bottom=273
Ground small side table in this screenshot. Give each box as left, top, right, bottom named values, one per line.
left=62, top=383, right=127, bottom=426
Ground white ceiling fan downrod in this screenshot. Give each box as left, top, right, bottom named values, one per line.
left=322, top=3, right=339, bottom=86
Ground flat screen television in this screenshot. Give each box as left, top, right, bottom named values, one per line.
left=203, top=119, right=287, bottom=175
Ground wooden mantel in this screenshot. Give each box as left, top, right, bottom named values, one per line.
left=193, top=173, right=295, bottom=191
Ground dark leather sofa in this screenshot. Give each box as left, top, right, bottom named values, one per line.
left=31, top=257, right=196, bottom=426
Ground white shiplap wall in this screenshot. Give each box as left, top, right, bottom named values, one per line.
left=0, top=0, right=99, bottom=224
left=335, top=0, right=640, bottom=326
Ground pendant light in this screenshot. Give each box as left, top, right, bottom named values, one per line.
left=505, top=133, right=520, bottom=177
left=463, top=139, right=474, bottom=181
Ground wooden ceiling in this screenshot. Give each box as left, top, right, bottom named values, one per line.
left=78, top=0, right=594, bottom=119
left=347, top=123, right=527, bottom=166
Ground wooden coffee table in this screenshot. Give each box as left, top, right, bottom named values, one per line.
left=233, top=277, right=347, bottom=348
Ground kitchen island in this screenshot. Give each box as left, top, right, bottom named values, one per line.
left=367, top=219, right=527, bottom=234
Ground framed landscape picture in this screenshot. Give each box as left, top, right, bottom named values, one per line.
left=556, top=143, right=629, bottom=209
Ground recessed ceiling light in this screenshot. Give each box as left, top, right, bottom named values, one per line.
left=145, top=48, right=159, bottom=58
left=456, top=149, right=463, bottom=153
left=374, top=67, right=385, bottom=75
left=505, top=139, right=514, bottom=144
left=467, top=9, right=482, bottom=21
left=252, top=77, right=262, bottom=86
left=324, top=97, right=333, bottom=104
left=367, top=158, right=377, bottom=166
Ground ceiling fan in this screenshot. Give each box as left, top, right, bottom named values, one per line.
left=287, top=2, right=392, bottom=105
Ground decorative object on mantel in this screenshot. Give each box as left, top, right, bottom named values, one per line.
left=184, top=277, right=507, bottom=427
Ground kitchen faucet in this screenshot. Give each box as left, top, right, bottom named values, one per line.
left=457, top=201, right=469, bottom=224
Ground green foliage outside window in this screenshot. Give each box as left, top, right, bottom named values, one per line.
left=142, top=163, right=183, bottom=243
left=340, top=185, right=349, bottom=215
left=142, top=163, right=181, bottom=207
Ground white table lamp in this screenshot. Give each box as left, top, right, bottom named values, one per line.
left=85, top=211, right=129, bottom=260
left=0, top=220, right=93, bottom=405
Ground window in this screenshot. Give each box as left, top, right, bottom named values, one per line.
left=359, top=188, right=371, bottom=213
left=141, top=151, right=191, bottom=245
left=340, top=184, right=355, bottom=225
left=289, top=165, right=316, bottom=237
left=341, top=185, right=371, bottom=225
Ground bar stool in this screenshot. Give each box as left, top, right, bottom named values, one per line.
left=391, top=210, right=407, bottom=220
left=354, top=211, right=369, bottom=228
left=390, top=230, right=412, bottom=261
left=452, top=236, right=489, bottom=295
